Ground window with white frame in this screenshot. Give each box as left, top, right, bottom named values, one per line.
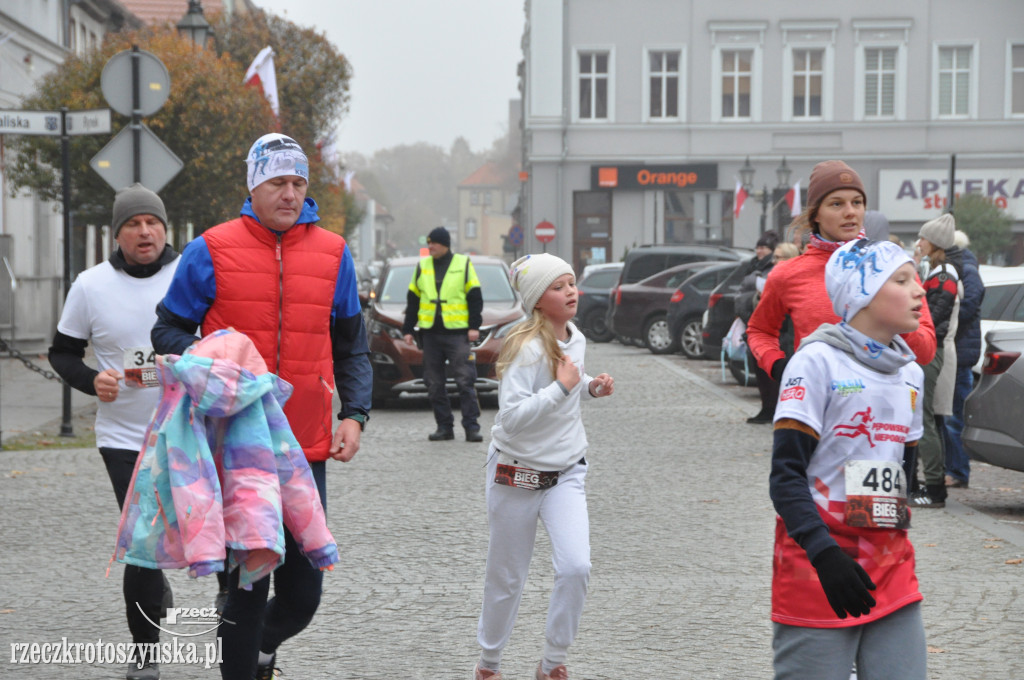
left=792, top=49, right=823, bottom=117
left=721, top=50, right=752, bottom=119
left=937, top=45, right=973, bottom=117
left=648, top=50, right=681, bottom=119
left=578, top=51, right=609, bottom=120
left=709, top=23, right=765, bottom=122
left=1011, top=44, right=1024, bottom=116
left=853, top=20, right=909, bottom=121
left=864, top=48, right=897, bottom=117
left=465, top=218, right=477, bottom=239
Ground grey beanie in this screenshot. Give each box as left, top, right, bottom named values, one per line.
left=112, top=183, right=167, bottom=236
left=918, top=213, right=955, bottom=250
left=509, top=253, right=575, bottom=313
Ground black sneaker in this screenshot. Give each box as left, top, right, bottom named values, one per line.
left=428, top=428, right=455, bottom=441
left=466, top=428, right=483, bottom=442
left=127, top=656, right=160, bottom=680
left=255, top=653, right=279, bottom=679
left=910, top=488, right=945, bottom=508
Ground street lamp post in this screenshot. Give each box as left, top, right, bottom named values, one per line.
left=740, top=156, right=793, bottom=235
left=177, top=0, right=212, bottom=48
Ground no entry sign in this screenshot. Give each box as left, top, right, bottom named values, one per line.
left=534, top=220, right=556, bottom=244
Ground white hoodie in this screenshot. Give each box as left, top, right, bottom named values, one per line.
left=489, top=322, right=594, bottom=471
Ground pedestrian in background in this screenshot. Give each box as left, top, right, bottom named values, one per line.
left=737, top=230, right=780, bottom=423
left=747, top=160, right=936, bottom=387
left=474, top=253, right=614, bottom=680
left=48, top=184, right=178, bottom=680
left=945, top=229, right=984, bottom=489
left=151, top=133, right=371, bottom=680
left=911, top=214, right=963, bottom=509
left=770, top=239, right=927, bottom=680
left=402, top=226, right=484, bottom=442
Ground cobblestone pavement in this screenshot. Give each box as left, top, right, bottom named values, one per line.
left=1, top=342, right=1022, bottom=679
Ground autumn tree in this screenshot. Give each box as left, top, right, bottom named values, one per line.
left=953, top=194, right=1013, bottom=264
left=5, top=28, right=275, bottom=267
left=212, top=9, right=360, bottom=235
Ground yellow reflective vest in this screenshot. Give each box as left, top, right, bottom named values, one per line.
left=410, top=254, right=481, bottom=329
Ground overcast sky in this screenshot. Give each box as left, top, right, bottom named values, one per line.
left=255, top=1, right=525, bottom=157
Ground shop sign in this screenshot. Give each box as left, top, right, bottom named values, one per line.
left=878, top=169, right=1024, bottom=221
left=590, top=164, right=718, bottom=191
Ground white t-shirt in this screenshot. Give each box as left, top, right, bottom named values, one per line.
left=775, top=341, right=924, bottom=508
left=57, top=259, right=179, bottom=450
left=490, top=323, right=594, bottom=471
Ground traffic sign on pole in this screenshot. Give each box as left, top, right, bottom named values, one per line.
left=508, top=224, right=524, bottom=247
left=90, top=124, right=183, bottom=193
left=535, top=220, right=556, bottom=244
left=65, top=109, right=111, bottom=136
left=0, top=110, right=62, bottom=136
left=100, top=49, right=170, bottom=117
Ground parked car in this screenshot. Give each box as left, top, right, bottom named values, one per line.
left=618, top=244, right=751, bottom=285
left=963, top=326, right=1024, bottom=472
left=609, top=261, right=725, bottom=353
left=575, top=262, right=623, bottom=342
left=700, top=260, right=752, bottom=359
left=973, top=265, right=1024, bottom=373
left=667, top=262, right=739, bottom=359
left=366, top=255, right=526, bottom=406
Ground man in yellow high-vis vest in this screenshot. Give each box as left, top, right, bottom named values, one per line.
left=403, top=227, right=484, bottom=441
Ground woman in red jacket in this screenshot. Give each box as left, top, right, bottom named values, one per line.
left=747, top=160, right=936, bottom=383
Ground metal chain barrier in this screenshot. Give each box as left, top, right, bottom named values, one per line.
left=0, top=337, right=67, bottom=385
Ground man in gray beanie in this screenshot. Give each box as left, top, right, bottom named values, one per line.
left=48, top=183, right=178, bottom=680
left=403, top=226, right=485, bottom=441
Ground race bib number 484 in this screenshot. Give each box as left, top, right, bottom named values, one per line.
left=844, top=460, right=909, bottom=529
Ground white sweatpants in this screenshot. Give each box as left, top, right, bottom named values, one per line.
left=477, top=447, right=591, bottom=667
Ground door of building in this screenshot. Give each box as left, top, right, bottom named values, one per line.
left=573, top=191, right=612, bottom=274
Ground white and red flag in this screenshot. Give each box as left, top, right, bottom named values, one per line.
left=785, top=179, right=802, bottom=216
left=733, top=179, right=748, bottom=219
left=244, top=46, right=279, bottom=117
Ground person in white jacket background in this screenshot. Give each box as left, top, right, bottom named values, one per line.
left=474, top=253, right=614, bottom=680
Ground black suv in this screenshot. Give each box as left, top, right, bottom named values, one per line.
left=618, top=244, right=751, bottom=285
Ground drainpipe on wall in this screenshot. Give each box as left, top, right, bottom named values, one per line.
left=558, top=0, right=569, bottom=262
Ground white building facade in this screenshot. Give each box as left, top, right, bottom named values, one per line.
left=519, top=0, right=1024, bottom=272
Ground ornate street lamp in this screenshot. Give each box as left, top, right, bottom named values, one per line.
left=740, top=157, right=794, bottom=235
left=177, top=0, right=212, bottom=48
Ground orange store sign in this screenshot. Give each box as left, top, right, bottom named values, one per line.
left=591, top=164, right=717, bottom=191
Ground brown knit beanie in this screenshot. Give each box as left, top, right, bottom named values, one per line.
left=806, top=160, right=866, bottom=211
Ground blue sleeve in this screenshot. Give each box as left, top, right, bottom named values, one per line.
left=332, top=242, right=372, bottom=417
left=958, top=263, right=983, bottom=325
left=332, top=243, right=362, bottom=321
left=162, top=237, right=216, bottom=323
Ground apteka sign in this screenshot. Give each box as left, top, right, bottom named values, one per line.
left=878, top=169, right=1024, bottom=221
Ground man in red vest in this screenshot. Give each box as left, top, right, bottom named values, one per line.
left=152, top=133, right=371, bottom=680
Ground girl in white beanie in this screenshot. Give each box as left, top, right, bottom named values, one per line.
left=474, top=254, right=614, bottom=680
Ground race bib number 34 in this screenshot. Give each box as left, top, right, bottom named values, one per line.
left=123, top=347, right=158, bottom=388
left=844, top=460, right=909, bottom=530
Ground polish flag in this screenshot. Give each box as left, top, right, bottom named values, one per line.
left=244, top=46, right=279, bottom=117
left=786, top=179, right=802, bottom=216
left=733, top=179, right=748, bottom=219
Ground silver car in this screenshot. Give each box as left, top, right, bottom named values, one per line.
left=963, top=326, right=1024, bottom=472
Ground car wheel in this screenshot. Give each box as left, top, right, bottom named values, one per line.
left=584, top=309, right=614, bottom=343
left=644, top=315, right=678, bottom=354
left=678, top=317, right=705, bottom=359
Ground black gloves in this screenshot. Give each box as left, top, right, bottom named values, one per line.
left=811, top=546, right=876, bottom=619
left=770, top=357, right=789, bottom=382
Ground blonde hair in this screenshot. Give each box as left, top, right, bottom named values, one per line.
left=495, top=308, right=562, bottom=380
left=773, top=242, right=799, bottom=261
